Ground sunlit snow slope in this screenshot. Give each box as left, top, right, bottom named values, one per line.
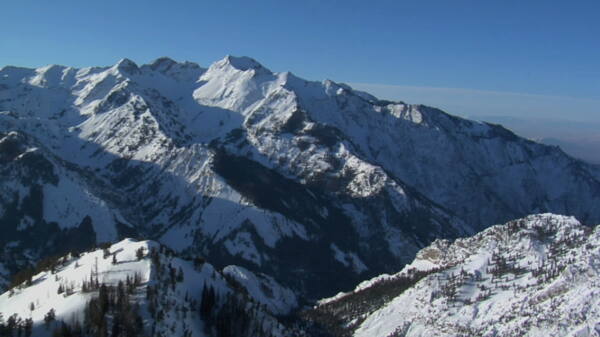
left=1, top=56, right=600, bottom=301
left=310, top=214, right=600, bottom=337
left=0, top=238, right=292, bottom=337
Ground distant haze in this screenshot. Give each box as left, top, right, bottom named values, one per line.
left=350, top=83, right=600, bottom=164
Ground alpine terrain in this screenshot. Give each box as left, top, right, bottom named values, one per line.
left=307, top=214, right=600, bottom=337
left=0, top=238, right=299, bottom=337
left=1, top=56, right=600, bottom=335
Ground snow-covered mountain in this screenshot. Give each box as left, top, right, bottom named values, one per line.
left=308, top=214, right=600, bottom=337
left=0, top=238, right=297, bottom=337
left=0, top=131, right=129, bottom=290
left=1, top=56, right=600, bottom=302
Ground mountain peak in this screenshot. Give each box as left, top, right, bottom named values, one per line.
left=2, top=56, right=600, bottom=333
left=149, top=56, right=177, bottom=71
left=219, top=55, right=266, bottom=71
left=113, top=58, right=140, bottom=75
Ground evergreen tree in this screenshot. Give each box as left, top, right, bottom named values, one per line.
left=111, top=316, right=121, bottom=337
left=44, top=308, right=56, bottom=327
left=177, top=267, right=184, bottom=282
left=136, top=247, right=145, bottom=260
left=103, top=248, right=110, bottom=259
left=23, top=318, right=33, bottom=337
left=52, top=321, right=72, bottom=337
left=200, top=285, right=216, bottom=321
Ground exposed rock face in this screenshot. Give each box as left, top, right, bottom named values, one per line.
left=1, top=56, right=599, bottom=301
left=310, top=214, right=600, bottom=337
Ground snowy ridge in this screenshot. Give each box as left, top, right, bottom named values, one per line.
left=310, top=214, right=600, bottom=337
left=0, top=131, right=125, bottom=289
left=1, top=56, right=600, bottom=302
left=1, top=239, right=156, bottom=325
left=0, top=239, right=292, bottom=337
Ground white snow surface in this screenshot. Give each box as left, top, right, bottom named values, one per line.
left=319, top=214, right=600, bottom=337
left=330, top=243, right=368, bottom=274
left=222, top=265, right=298, bottom=315
left=0, top=238, right=289, bottom=337
left=0, top=132, right=123, bottom=243
left=0, top=239, right=153, bottom=323
left=2, top=55, right=600, bottom=302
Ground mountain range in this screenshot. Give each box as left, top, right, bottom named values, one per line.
left=1, top=56, right=599, bottom=335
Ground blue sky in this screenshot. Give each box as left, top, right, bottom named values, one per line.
left=1, top=1, right=599, bottom=122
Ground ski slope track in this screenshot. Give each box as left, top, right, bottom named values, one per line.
left=1, top=56, right=600, bottom=303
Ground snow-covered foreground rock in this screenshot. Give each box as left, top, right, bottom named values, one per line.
left=1, top=55, right=600, bottom=302
left=308, top=214, right=600, bottom=337
left=0, top=239, right=295, bottom=337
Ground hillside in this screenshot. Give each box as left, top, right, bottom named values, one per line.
left=1, top=56, right=599, bottom=302
left=307, top=214, right=600, bottom=337
left=0, top=238, right=296, bottom=337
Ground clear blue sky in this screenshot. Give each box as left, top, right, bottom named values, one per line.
left=1, top=1, right=599, bottom=117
